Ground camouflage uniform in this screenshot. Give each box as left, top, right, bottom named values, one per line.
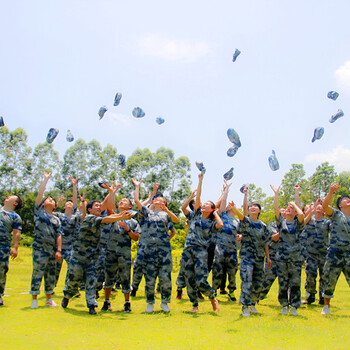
left=54, top=208, right=81, bottom=285
left=323, top=209, right=350, bottom=299
left=239, top=216, right=269, bottom=306
left=0, top=207, right=22, bottom=296
left=259, top=222, right=279, bottom=300
left=140, top=206, right=173, bottom=305
left=30, top=203, right=61, bottom=295
left=95, top=217, right=111, bottom=293
left=105, top=218, right=141, bottom=293
left=303, top=217, right=330, bottom=297
left=275, top=215, right=304, bottom=308
left=63, top=214, right=105, bottom=308
left=182, top=208, right=217, bottom=307
left=176, top=211, right=194, bottom=290
left=212, top=211, right=239, bottom=294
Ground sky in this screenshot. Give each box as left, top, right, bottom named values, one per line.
left=1, top=0, right=350, bottom=204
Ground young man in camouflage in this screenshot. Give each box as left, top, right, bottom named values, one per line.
left=132, top=178, right=179, bottom=313
left=0, top=195, right=23, bottom=306
left=321, top=183, right=350, bottom=315
left=30, top=171, right=62, bottom=308
left=61, top=190, right=133, bottom=315
left=102, top=184, right=140, bottom=312
left=302, top=199, right=330, bottom=305
left=54, top=177, right=86, bottom=287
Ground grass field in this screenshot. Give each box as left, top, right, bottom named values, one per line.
left=1, top=246, right=350, bottom=349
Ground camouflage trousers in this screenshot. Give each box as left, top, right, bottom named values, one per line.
left=63, top=253, right=98, bottom=308
left=55, top=248, right=72, bottom=287
left=131, top=245, right=145, bottom=292
left=305, top=253, right=326, bottom=296
left=143, top=245, right=172, bottom=304
left=95, top=245, right=107, bottom=292
left=212, top=247, right=238, bottom=293
left=176, top=257, right=186, bottom=289
left=0, top=245, right=10, bottom=296
left=259, top=257, right=278, bottom=301
left=239, top=259, right=264, bottom=306
left=277, top=261, right=302, bottom=308
left=30, top=248, right=56, bottom=295
left=181, top=245, right=215, bottom=307
left=323, top=249, right=350, bottom=299
left=105, top=251, right=131, bottom=293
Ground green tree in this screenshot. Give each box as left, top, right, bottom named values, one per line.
left=308, top=162, right=337, bottom=201
left=0, top=127, right=32, bottom=192
left=280, top=164, right=309, bottom=207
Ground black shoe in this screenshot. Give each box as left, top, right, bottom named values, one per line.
left=307, top=294, right=315, bottom=304
left=156, top=284, right=161, bottom=293
left=101, top=300, right=112, bottom=311
left=124, top=301, right=131, bottom=313
left=220, top=289, right=228, bottom=295
left=319, top=296, right=325, bottom=305
left=89, top=306, right=97, bottom=315
left=61, top=297, right=69, bottom=308
left=228, top=292, right=236, bottom=302
left=176, top=289, right=183, bottom=300
left=130, top=289, right=136, bottom=297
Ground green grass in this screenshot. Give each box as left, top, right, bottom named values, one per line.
left=1, top=247, right=350, bottom=349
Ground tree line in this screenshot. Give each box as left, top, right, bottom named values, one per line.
left=1, top=126, right=349, bottom=239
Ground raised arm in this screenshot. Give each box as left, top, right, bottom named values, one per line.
left=323, top=183, right=339, bottom=217
left=304, top=202, right=315, bottom=225
left=289, top=201, right=304, bottom=224
left=228, top=201, right=244, bottom=221
left=101, top=210, right=134, bottom=224
left=131, top=178, right=143, bottom=211
left=36, top=171, right=52, bottom=206
left=181, top=190, right=197, bottom=216
left=141, top=182, right=160, bottom=207
left=294, top=185, right=301, bottom=209
left=270, top=185, right=280, bottom=220
left=79, top=192, right=87, bottom=219
left=195, top=174, right=204, bottom=211
left=243, top=186, right=248, bottom=216
left=70, top=176, right=78, bottom=208
left=219, top=182, right=230, bottom=213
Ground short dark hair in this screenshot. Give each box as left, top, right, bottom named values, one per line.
left=14, top=195, right=23, bottom=210
left=248, top=202, right=261, bottom=218
left=336, top=196, right=350, bottom=210
left=42, top=196, right=57, bottom=208
left=86, top=200, right=101, bottom=214
left=189, top=199, right=195, bottom=211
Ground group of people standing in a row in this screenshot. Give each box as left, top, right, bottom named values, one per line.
left=1, top=171, right=349, bottom=317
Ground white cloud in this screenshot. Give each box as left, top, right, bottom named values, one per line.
left=335, top=60, right=350, bottom=91
left=138, top=34, right=211, bottom=62
left=107, top=112, right=131, bottom=126
left=305, top=145, right=350, bottom=171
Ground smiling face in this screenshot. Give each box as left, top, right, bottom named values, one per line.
left=201, top=201, right=214, bottom=214
left=248, top=203, right=261, bottom=217
left=88, top=201, right=102, bottom=216
left=339, top=197, right=350, bottom=211
left=43, top=196, right=56, bottom=211
left=285, top=204, right=297, bottom=218
left=118, top=198, right=132, bottom=212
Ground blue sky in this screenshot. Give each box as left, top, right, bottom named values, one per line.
left=1, top=0, right=350, bottom=204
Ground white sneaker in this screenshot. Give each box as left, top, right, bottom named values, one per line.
left=160, top=303, right=170, bottom=312
left=290, top=307, right=298, bottom=316
left=321, top=305, right=330, bottom=315
left=45, top=299, right=58, bottom=307
left=31, top=299, right=38, bottom=309
left=242, top=306, right=250, bottom=317
left=146, top=303, right=154, bottom=313
left=280, top=306, right=289, bottom=315
left=249, top=305, right=258, bottom=314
